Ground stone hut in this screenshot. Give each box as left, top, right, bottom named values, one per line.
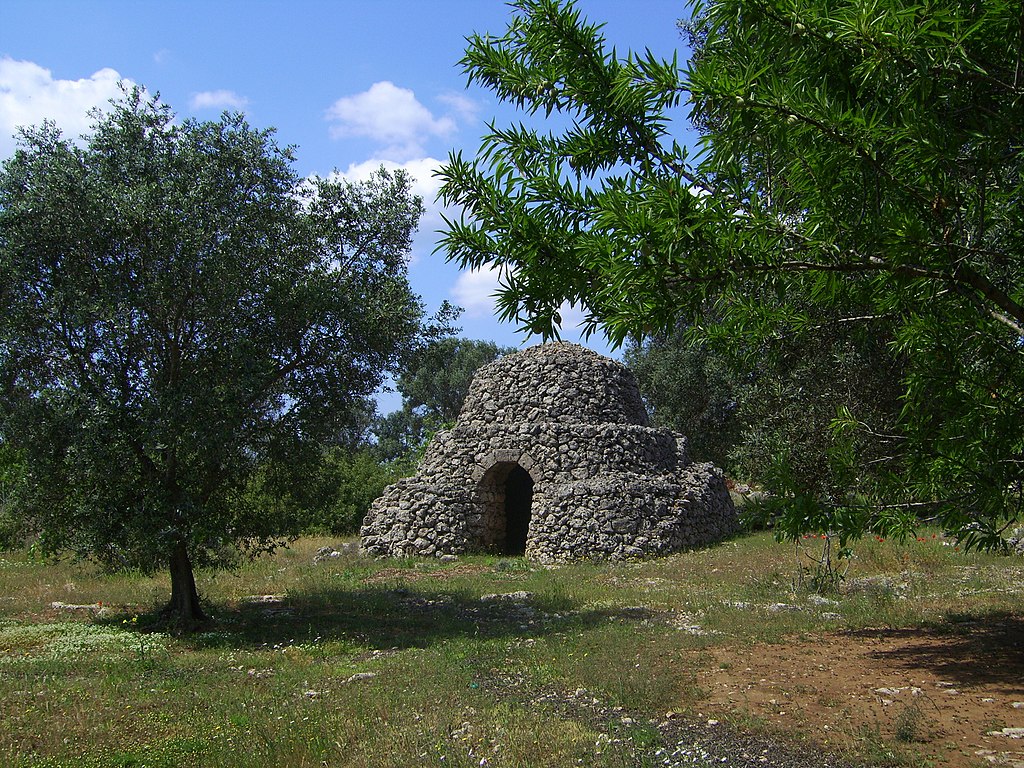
left=360, top=342, right=737, bottom=562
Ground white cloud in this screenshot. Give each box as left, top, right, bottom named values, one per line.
left=0, top=57, right=130, bottom=158
left=451, top=264, right=504, bottom=318
left=325, top=81, right=458, bottom=162
left=437, top=91, right=479, bottom=123
left=329, top=156, right=455, bottom=265
left=189, top=89, right=249, bottom=112
left=450, top=270, right=592, bottom=339
left=333, top=156, right=444, bottom=203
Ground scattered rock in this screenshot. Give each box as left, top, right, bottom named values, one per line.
left=807, top=595, right=838, bottom=607
left=845, top=575, right=905, bottom=597
left=1004, top=526, right=1024, bottom=555
left=975, top=748, right=1024, bottom=768
left=511, top=679, right=855, bottom=768
left=313, top=546, right=341, bottom=563
left=313, top=542, right=359, bottom=563
left=874, top=687, right=903, bottom=697
left=342, top=672, right=377, bottom=685
left=672, top=621, right=711, bottom=635
left=244, top=594, right=284, bottom=604
left=480, top=591, right=532, bottom=602
left=50, top=601, right=102, bottom=612
left=987, top=728, right=1024, bottom=739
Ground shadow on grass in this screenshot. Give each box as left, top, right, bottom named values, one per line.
left=847, top=610, right=1024, bottom=694
left=101, top=580, right=648, bottom=653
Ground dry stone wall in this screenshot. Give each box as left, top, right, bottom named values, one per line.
left=361, top=342, right=737, bottom=561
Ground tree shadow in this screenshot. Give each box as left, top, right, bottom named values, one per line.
left=846, top=611, right=1024, bottom=695
left=106, top=580, right=642, bottom=652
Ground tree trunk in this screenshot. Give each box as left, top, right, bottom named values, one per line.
left=166, top=542, right=205, bottom=623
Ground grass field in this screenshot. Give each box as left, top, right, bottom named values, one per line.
left=1, top=531, right=1021, bottom=767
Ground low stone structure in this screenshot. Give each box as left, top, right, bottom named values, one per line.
left=361, top=342, right=737, bottom=561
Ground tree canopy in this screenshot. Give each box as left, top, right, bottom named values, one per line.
left=0, top=89, right=432, bottom=620
left=373, top=338, right=514, bottom=465
left=437, top=0, right=1024, bottom=550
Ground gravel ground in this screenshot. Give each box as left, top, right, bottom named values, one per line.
left=640, top=715, right=854, bottom=767
left=523, top=684, right=858, bottom=768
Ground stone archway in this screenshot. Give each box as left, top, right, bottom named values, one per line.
left=473, top=461, right=535, bottom=554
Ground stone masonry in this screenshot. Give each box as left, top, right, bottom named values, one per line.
left=360, top=342, right=737, bottom=561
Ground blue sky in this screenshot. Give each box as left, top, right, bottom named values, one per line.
left=1, top=0, right=693, bottom=407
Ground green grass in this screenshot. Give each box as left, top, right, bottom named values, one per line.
left=0, top=531, right=1020, bottom=767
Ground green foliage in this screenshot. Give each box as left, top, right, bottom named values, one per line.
left=438, top=0, right=698, bottom=342
left=0, top=443, right=26, bottom=550
left=733, top=312, right=906, bottom=504
left=689, top=0, right=1024, bottom=549
left=246, top=445, right=400, bottom=537
left=626, top=307, right=906, bottom=524
left=397, top=337, right=514, bottom=424
left=437, top=0, right=1024, bottom=550
left=373, top=338, right=514, bottom=463
left=624, top=325, right=740, bottom=468
left=372, top=407, right=432, bottom=468
left=0, top=88, right=429, bottom=617
left=313, top=448, right=403, bottom=535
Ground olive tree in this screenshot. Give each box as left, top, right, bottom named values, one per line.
left=0, top=89, right=430, bottom=620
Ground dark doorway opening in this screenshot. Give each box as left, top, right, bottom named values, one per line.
left=503, top=465, right=534, bottom=555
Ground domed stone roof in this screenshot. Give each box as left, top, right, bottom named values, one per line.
left=361, top=342, right=736, bottom=562
left=458, top=342, right=649, bottom=427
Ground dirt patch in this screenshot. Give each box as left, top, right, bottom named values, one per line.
left=691, top=618, right=1024, bottom=767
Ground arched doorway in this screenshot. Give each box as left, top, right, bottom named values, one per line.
left=502, top=465, right=534, bottom=555
left=473, top=461, right=535, bottom=554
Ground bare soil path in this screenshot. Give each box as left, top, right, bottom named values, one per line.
left=690, top=617, right=1024, bottom=767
